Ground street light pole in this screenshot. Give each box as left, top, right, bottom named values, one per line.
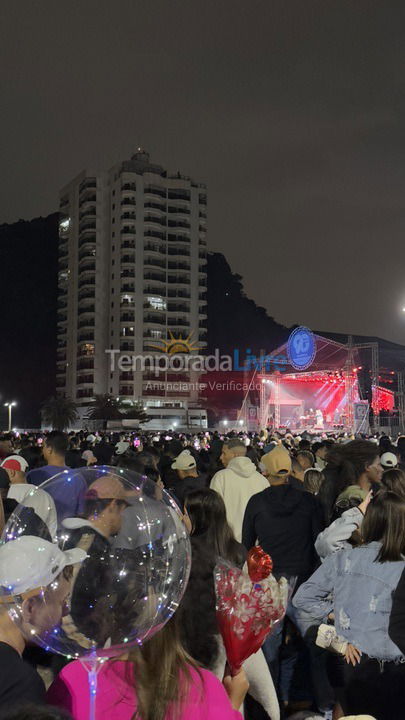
left=4, top=402, right=17, bottom=432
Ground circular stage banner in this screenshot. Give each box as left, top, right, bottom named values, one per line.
left=287, top=326, right=316, bottom=370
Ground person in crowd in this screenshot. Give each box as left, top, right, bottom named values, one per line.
left=313, top=440, right=334, bottom=471
left=170, top=450, right=207, bottom=509
left=380, top=451, right=398, bottom=471
left=317, top=440, right=383, bottom=525
left=27, top=432, right=69, bottom=485
left=27, top=432, right=85, bottom=519
left=303, top=468, right=325, bottom=496
left=315, top=489, right=372, bottom=560
left=180, top=487, right=280, bottom=720
left=0, top=456, right=57, bottom=539
left=62, top=475, right=129, bottom=646
left=381, top=467, right=405, bottom=496
left=65, top=436, right=82, bottom=469
left=93, top=434, right=115, bottom=465
left=47, top=610, right=249, bottom=720
left=114, top=435, right=130, bottom=457
left=293, top=491, right=405, bottom=720
left=80, top=444, right=98, bottom=466
left=0, top=435, right=13, bottom=461
left=296, top=450, right=315, bottom=472
left=242, top=444, right=324, bottom=704
left=0, top=536, right=85, bottom=709
left=397, top=436, right=405, bottom=470
left=63, top=475, right=128, bottom=552
left=290, top=456, right=305, bottom=486
left=210, top=438, right=268, bottom=541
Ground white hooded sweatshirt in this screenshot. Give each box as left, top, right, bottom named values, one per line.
left=210, top=457, right=268, bottom=542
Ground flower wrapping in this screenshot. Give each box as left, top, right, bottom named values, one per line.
left=214, top=554, right=288, bottom=674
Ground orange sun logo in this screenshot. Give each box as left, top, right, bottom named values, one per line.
left=147, top=330, right=199, bottom=355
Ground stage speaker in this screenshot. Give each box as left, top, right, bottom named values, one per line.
left=358, top=365, right=372, bottom=403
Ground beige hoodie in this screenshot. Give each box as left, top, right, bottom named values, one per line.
left=210, top=456, right=268, bottom=542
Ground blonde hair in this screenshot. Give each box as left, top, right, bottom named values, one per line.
left=303, top=468, right=325, bottom=495
left=128, top=614, right=199, bottom=720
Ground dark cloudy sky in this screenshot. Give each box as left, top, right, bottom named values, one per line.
left=2, top=0, right=405, bottom=344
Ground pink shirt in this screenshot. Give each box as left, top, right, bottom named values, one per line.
left=47, top=660, right=242, bottom=720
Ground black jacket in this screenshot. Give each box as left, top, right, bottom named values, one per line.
left=170, top=472, right=208, bottom=509
left=242, top=483, right=324, bottom=582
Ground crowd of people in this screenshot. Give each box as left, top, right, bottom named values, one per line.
left=0, top=426, right=405, bottom=719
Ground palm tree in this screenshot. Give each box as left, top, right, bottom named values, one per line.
left=41, top=396, right=78, bottom=431
left=86, top=394, right=124, bottom=430
left=123, top=401, right=150, bottom=425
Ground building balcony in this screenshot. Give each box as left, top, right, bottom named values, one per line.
left=78, top=289, right=95, bottom=301
left=168, top=205, right=190, bottom=215
left=144, top=286, right=167, bottom=297
left=168, top=319, right=189, bottom=328
left=167, top=304, right=189, bottom=314
left=168, top=262, right=190, bottom=271
left=78, top=235, right=96, bottom=249
left=167, top=233, right=190, bottom=244
left=144, top=314, right=166, bottom=326
left=167, top=275, right=190, bottom=286
left=78, top=276, right=96, bottom=289
left=167, top=289, right=190, bottom=299
left=144, top=186, right=166, bottom=199
left=167, top=247, right=190, bottom=257
left=121, top=240, right=135, bottom=250
left=144, top=272, right=166, bottom=283
left=144, top=230, right=165, bottom=241
left=79, top=262, right=96, bottom=274
left=144, top=201, right=166, bottom=212
left=144, top=243, right=166, bottom=255
left=167, top=220, right=190, bottom=230
left=121, top=283, right=135, bottom=292
left=77, top=360, right=94, bottom=371
left=120, top=198, right=136, bottom=207
left=120, top=313, right=134, bottom=323
left=121, top=254, right=135, bottom=265
left=144, top=257, right=166, bottom=269
left=168, top=190, right=190, bottom=202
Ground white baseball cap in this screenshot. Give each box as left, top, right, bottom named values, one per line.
left=381, top=452, right=398, bottom=469
left=0, top=536, right=87, bottom=598
left=0, top=455, right=29, bottom=472
left=171, top=450, right=197, bottom=471
left=115, top=440, right=130, bottom=455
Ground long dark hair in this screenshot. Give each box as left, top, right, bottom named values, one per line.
left=178, top=488, right=245, bottom=669
left=326, top=440, right=379, bottom=495
left=382, top=468, right=405, bottom=498
left=185, top=488, right=245, bottom=566
left=362, top=490, right=405, bottom=562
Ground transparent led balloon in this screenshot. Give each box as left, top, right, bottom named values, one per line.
left=0, top=466, right=191, bottom=661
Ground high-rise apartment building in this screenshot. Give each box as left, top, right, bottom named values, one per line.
left=57, top=150, right=208, bottom=428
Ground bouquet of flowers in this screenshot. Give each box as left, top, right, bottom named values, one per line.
left=214, top=547, right=288, bottom=674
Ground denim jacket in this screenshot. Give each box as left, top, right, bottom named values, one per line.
left=293, top=541, right=405, bottom=661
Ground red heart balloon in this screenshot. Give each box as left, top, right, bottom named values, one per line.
left=247, top=546, right=273, bottom=582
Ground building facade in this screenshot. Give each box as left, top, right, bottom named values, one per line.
left=57, top=150, right=208, bottom=428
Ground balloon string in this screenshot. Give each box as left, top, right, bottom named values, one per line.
left=80, top=656, right=102, bottom=720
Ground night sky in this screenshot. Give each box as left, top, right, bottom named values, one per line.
left=2, top=1, right=405, bottom=344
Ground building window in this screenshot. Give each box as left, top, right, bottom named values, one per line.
left=146, top=296, right=167, bottom=311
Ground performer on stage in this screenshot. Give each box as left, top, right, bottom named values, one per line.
left=315, top=409, right=324, bottom=429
